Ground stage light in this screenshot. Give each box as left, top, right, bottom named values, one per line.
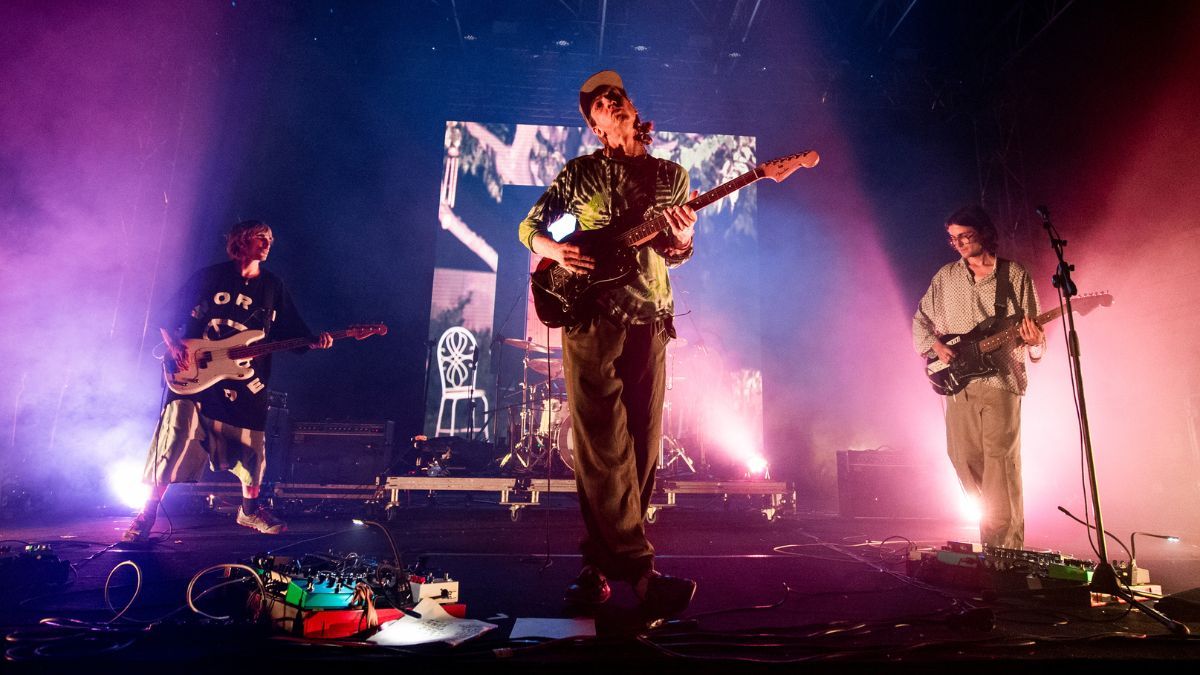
left=555, top=39, right=571, bottom=47
left=549, top=213, right=576, bottom=241
left=959, top=493, right=982, bottom=525
left=634, top=45, right=649, bottom=52
left=745, top=455, right=769, bottom=477
left=107, top=460, right=149, bottom=510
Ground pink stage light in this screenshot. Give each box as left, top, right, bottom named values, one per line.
left=107, top=460, right=149, bottom=510
left=744, top=455, right=770, bottom=477
left=959, top=493, right=982, bottom=526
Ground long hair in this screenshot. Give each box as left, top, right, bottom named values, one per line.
left=945, top=205, right=998, bottom=254
left=226, top=220, right=272, bottom=260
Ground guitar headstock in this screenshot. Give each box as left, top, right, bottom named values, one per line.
left=349, top=323, right=388, bottom=339
left=1075, top=292, right=1114, bottom=315
left=761, top=150, right=820, bottom=183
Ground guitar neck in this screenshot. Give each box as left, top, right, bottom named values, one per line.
left=228, top=329, right=356, bottom=360
left=978, top=306, right=1065, bottom=353
left=615, top=166, right=765, bottom=248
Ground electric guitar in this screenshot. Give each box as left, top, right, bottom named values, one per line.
left=163, top=323, right=387, bottom=395
left=529, top=150, right=820, bottom=328
left=925, top=293, right=1112, bottom=395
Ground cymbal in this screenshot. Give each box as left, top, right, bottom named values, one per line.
left=503, top=337, right=558, bottom=352
left=526, top=357, right=564, bottom=379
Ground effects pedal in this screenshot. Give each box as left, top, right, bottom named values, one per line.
left=410, top=572, right=459, bottom=604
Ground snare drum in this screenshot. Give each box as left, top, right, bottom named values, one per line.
left=532, top=396, right=567, bottom=435
left=553, top=409, right=576, bottom=472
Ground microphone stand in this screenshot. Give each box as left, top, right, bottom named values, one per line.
left=467, top=348, right=480, bottom=441
left=491, top=335, right=504, bottom=455
left=1037, top=206, right=1188, bottom=636
left=421, top=339, right=435, bottom=433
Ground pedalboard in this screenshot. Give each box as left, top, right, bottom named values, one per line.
left=909, top=541, right=1098, bottom=594
left=249, top=552, right=463, bottom=637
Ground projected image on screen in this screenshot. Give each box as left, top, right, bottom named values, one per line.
left=430, top=121, right=765, bottom=477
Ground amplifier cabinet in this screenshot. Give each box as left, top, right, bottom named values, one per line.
left=836, top=449, right=942, bottom=519
left=286, top=421, right=395, bottom=485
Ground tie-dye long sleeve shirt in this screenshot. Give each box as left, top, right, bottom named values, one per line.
left=518, top=149, right=692, bottom=325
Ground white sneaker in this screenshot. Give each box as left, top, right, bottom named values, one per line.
left=122, top=510, right=156, bottom=542
left=236, top=507, right=287, bottom=534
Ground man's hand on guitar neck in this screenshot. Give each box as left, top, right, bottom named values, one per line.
left=533, top=233, right=595, bottom=275
left=1018, top=317, right=1045, bottom=361
left=661, top=190, right=699, bottom=255
left=312, top=332, right=334, bottom=349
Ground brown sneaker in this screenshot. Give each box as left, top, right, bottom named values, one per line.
left=236, top=506, right=287, bottom=534
left=564, top=566, right=612, bottom=606
left=637, top=572, right=696, bottom=619
left=122, top=510, right=156, bottom=542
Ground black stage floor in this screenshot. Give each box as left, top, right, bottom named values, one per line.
left=3, top=493, right=1200, bottom=671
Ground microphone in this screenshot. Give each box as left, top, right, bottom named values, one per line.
left=1035, top=205, right=1051, bottom=223
left=472, top=348, right=481, bottom=367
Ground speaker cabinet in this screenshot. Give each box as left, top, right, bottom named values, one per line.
left=837, top=449, right=941, bottom=519
left=286, top=421, right=395, bottom=485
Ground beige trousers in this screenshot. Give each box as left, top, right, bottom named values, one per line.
left=945, top=380, right=1024, bottom=549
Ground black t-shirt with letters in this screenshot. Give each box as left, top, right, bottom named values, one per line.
left=159, top=261, right=314, bottom=431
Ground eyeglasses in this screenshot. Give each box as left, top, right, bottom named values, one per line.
left=948, top=232, right=978, bottom=246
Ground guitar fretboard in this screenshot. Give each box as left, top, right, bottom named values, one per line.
left=227, top=329, right=360, bottom=360
left=614, top=167, right=765, bottom=248
left=978, top=294, right=1109, bottom=353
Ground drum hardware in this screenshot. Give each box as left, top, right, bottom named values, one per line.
left=658, top=435, right=696, bottom=476
left=496, top=338, right=570, bottom=476
left=526, top=356, right=563, bottom=380
left=495, top=334, right=704, bottom=478
left=659, top=336, right=700, bottom=476
left=502, top=337, right=559, bottom=353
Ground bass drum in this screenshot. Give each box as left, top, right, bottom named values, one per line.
left=552, top=410, right=576, bottom=473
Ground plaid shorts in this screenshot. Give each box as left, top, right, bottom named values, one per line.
left=142, top=399, right=266, bottom=488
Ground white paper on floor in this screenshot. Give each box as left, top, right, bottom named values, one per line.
left=509, top=617, right=596, bottom=640
left=367, top=598, right=496, bottom=646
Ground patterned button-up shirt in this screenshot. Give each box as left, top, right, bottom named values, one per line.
left=518, top=149, right=692, bottom=326
left=912, top=257, right=1042, bottom=396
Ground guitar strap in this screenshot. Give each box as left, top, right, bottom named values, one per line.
left=993, top=258, right=1012, bottom=321
left=259, top=277, right=278, bottom=338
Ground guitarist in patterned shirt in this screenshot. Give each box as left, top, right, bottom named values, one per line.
left=122, top=220, right=332, bottom=542
left=912, top=205, right=1045, bottom=550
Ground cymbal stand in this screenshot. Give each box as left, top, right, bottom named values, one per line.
left=499, top=345, right=561, bottom=473
left=658, top=339, right=697, bottom=477
left=499, top=354, right=534, bottom=470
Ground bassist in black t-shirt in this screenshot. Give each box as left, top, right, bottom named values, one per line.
left=123, top=220, right=331, bottom=542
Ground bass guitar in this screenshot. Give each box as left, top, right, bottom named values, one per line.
left=530, top=150, right=820, bottom=328
left=925, top=293, right=1112, bottom=395
left=163, top=323, right=387, bottom=395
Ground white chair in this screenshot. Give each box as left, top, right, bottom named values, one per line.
left=434, top=327, right=489, bottom=439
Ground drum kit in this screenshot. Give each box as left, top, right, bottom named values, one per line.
left=495, top=336, right=699, bottom=477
